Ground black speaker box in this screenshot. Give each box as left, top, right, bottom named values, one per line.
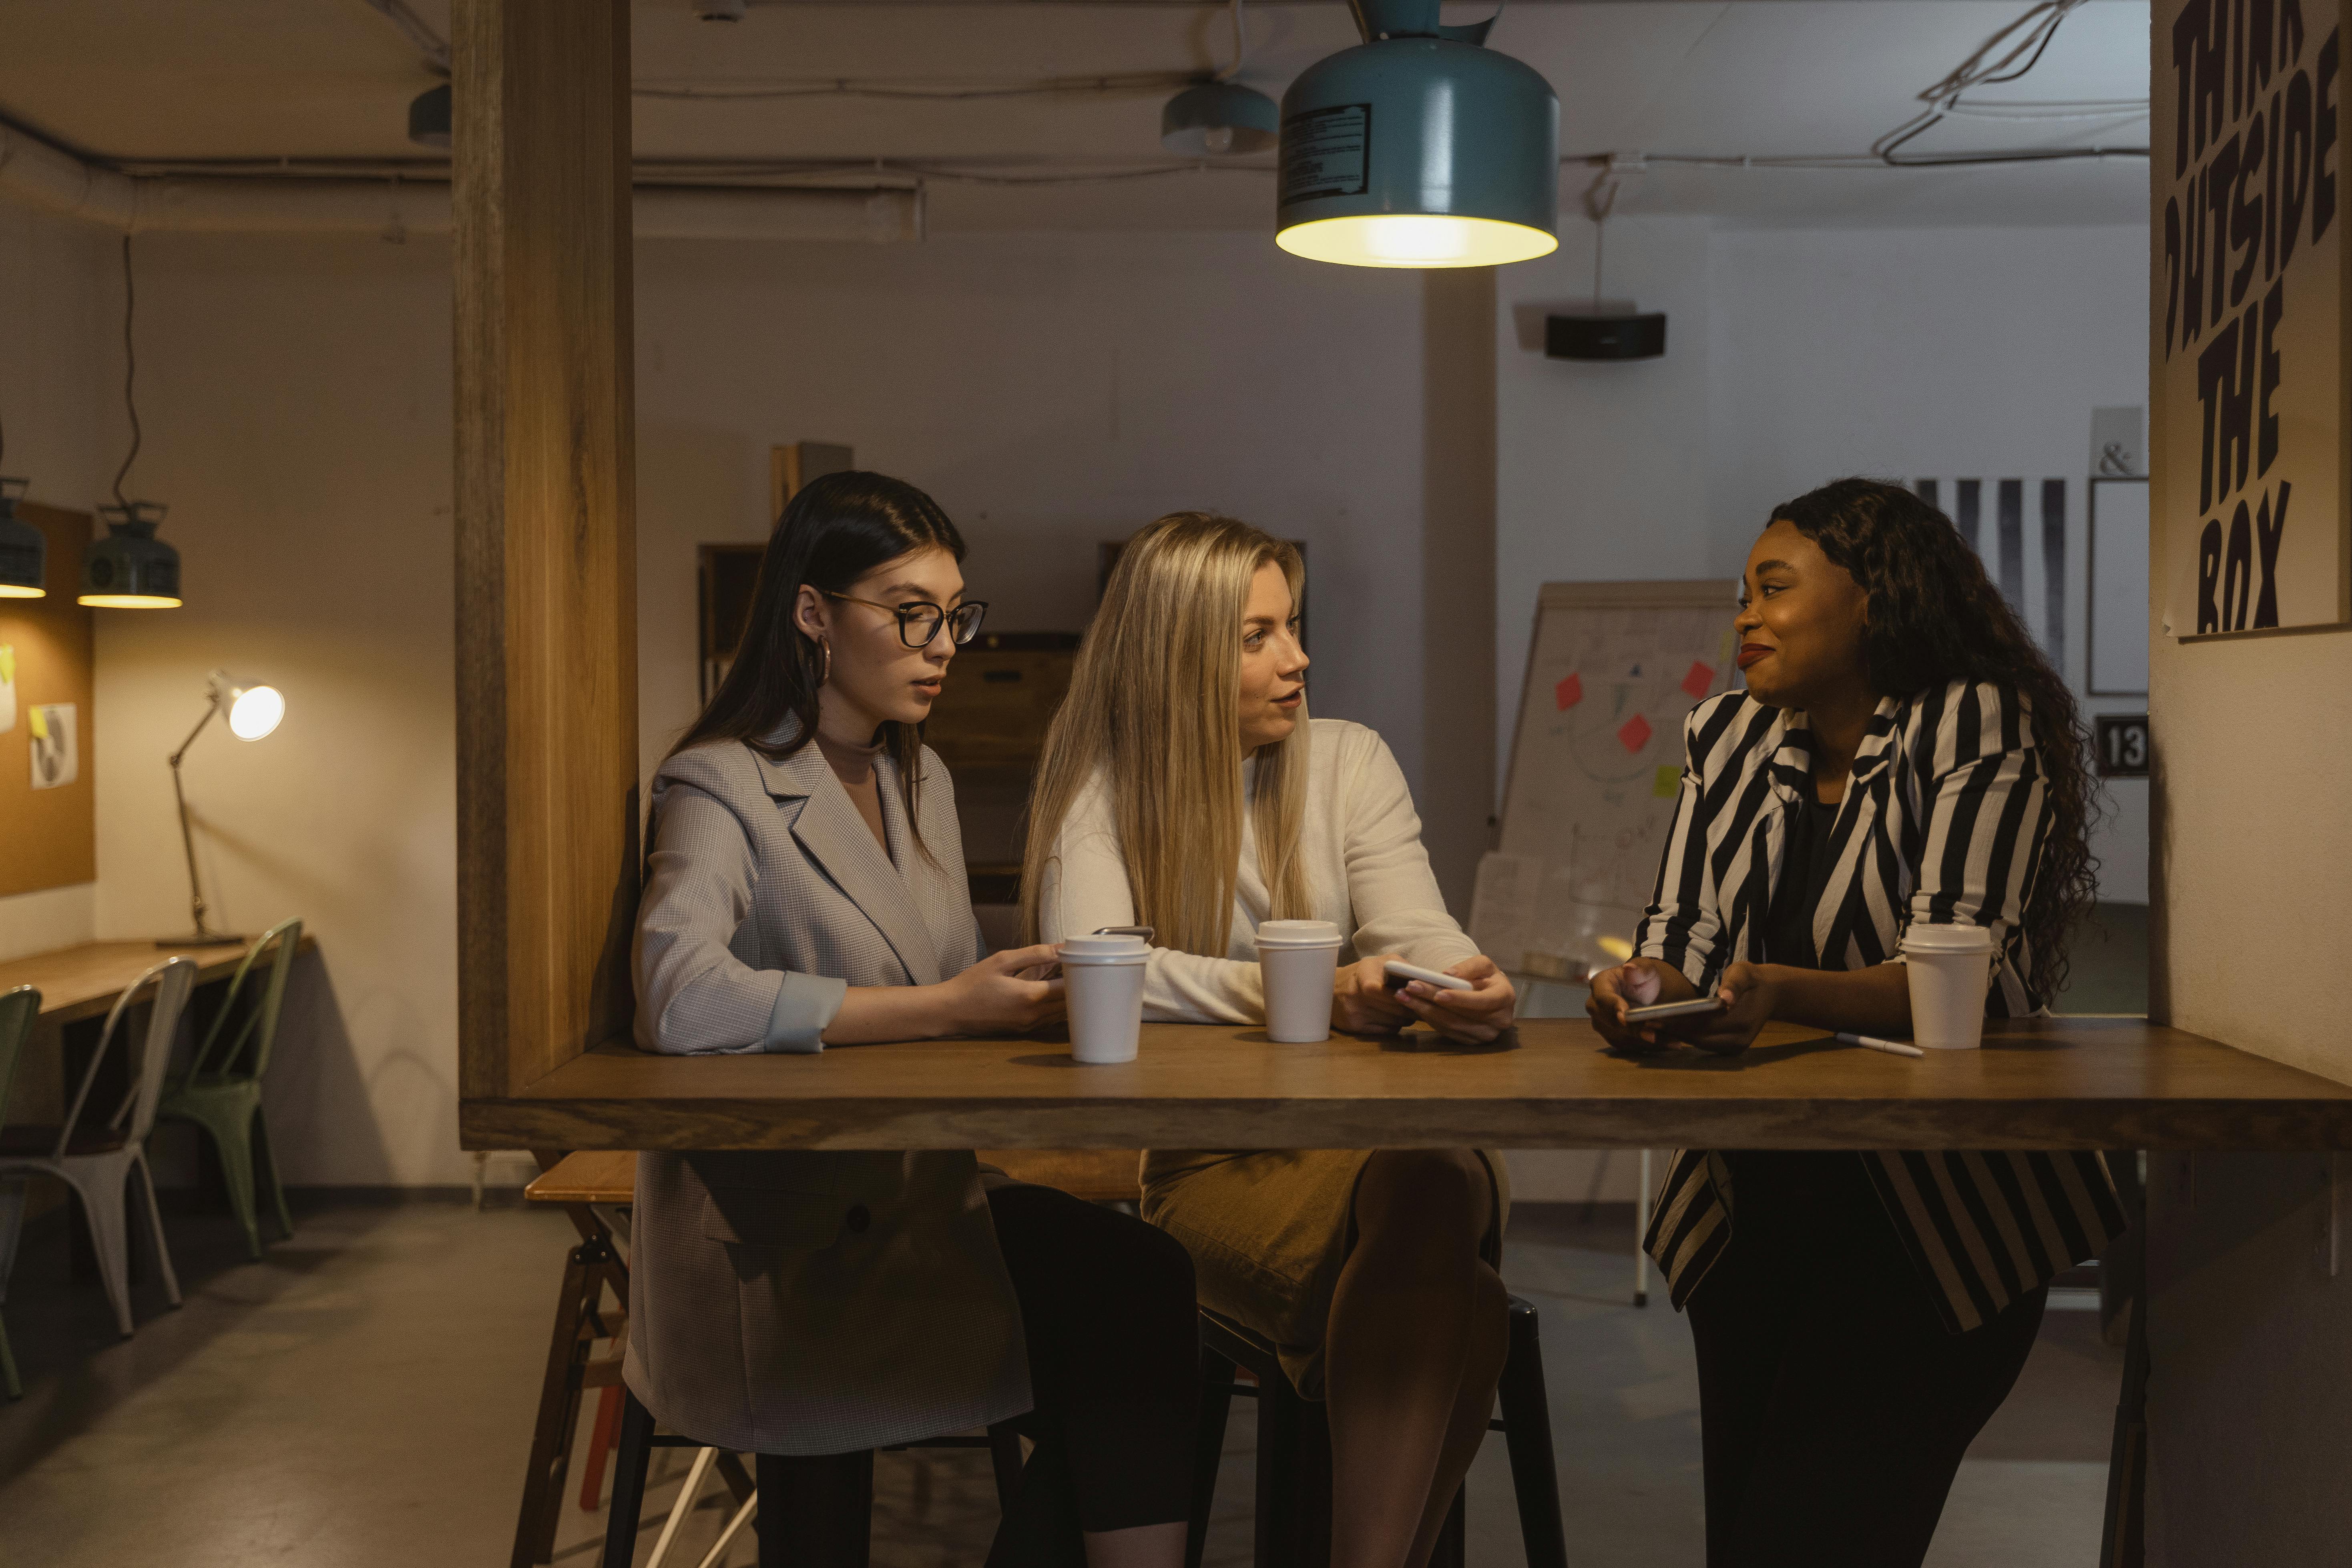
left=1545, top=312, right=1667, bottom=360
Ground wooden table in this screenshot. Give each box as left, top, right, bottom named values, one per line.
left=0, top=936, right=319, bottom=1128
left=0, top=936, right=318, bottom=1026
left=458, top=1016, right=2352, bottom=1153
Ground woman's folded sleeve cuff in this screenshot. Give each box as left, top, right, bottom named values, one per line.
left=761, top=970, right=849, bottom=1054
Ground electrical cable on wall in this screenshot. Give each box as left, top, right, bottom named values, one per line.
left=1871, top=0, right=2147, bottom=167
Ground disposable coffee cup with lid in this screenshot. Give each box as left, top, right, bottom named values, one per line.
left=1901, top=923, right=1995, bottom=1050
left=1059, top=934, right=1150, bottom=1064
left=1255, top=920, right=1344, bottom=1044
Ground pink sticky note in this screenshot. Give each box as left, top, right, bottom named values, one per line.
left=1555, top=673, right=1583, bottom=711
left=1681, top=661, right=1715, bottom=700
left=1617, top=713, right=1653, bottom=753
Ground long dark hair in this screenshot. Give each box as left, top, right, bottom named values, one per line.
left=672, top=470, right=966, bottom=840
left=1771, top=477, right=2098, bottom=999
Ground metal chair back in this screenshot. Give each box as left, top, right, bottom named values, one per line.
left=186, top=918, right=303, bottom=1081
left=57, top=958, right=197, bottom=1158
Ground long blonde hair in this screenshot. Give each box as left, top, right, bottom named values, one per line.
left=1022, top=512, right=1313, bottom=956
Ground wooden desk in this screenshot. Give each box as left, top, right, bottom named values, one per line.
left=0, top=937, right=318, bottom=1027
left=458, top=1016, right=2352, bottom=1154
left=0, top=936, right=319, bottom=1128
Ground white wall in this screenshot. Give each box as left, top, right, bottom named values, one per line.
left=88, top=227, right=1463, bottom=1186
left=0, top=199, right=116, bottom=960
left=1494, top=220, right=2152, bottom=905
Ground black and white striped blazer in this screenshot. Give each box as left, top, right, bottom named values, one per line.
left=1636, top=681, right=2125, bottom=1332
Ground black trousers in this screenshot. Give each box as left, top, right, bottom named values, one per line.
left=1686, top=1152, right=2047, bottom=1568
left=755, top=1181, right=1200, bottom=1568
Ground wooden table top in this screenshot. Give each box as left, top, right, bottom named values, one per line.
left=0, top=936, right=319, bottom=1026
left=458, top=1016, right=2352, bottom=1154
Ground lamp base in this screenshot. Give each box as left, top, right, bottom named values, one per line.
left=156, top=932, right=247, bottom=948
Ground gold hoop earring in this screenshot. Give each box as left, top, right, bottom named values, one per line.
left=819, top=637, right=832, bottom=687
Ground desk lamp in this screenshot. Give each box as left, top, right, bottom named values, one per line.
left=161, top=669, right=285, bottom=948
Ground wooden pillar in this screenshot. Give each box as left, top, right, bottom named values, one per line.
left=453, top=0, right=639, bottom=1106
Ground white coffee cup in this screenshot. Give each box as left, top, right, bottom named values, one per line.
left=1902, top=924, right=1996, bottom=1050
left=1058, top=934, right=1150, bottom=1064
left=1255, top=919, right=1345, bottom=1044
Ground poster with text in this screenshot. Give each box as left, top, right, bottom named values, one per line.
left=2155, top=0, right=2349, bottom=634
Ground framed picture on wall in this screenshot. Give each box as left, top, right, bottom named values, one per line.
left=2152, top=0, right=2350, bottom=635
left=2089, top=476, right=2151, bottom=695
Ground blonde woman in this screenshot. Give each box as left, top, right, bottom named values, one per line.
left=1023, top=512, right=1519, bottom=1568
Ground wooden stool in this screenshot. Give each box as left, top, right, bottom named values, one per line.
left=512, top=1153, right=757, bottom=1568
left=1190, top=1297, right=1568, bottom=1568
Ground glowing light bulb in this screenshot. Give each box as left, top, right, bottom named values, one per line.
left=227, top=684, right=284, bottom=741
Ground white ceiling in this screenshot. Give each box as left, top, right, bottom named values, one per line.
left=0, top=0, right=2153, bottom=229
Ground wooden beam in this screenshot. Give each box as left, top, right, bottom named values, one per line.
left=453, top=0, right=639, bottom=1104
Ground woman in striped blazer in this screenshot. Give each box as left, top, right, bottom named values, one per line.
left=1586, top=477, right=2125, bottom=1568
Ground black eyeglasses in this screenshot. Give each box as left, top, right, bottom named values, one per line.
left=825, top=592, right=990, bottom=648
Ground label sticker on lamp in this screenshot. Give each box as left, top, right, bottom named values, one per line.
left=0, top=644, right=14, bottom=734
left=1281, top=103, right=1371, bottom=201
left=30, top=701, right=76, bottom=789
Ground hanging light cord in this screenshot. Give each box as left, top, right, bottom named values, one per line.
left=111, top=232, right=141, bottom=510
left=1215, top=0, right=1251, bottom=82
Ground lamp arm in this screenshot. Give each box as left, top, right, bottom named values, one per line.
left=169, top=695, right=221, bottom=938
left=169, top=695, right=221, bottom=768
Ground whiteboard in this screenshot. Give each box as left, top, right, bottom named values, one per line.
left=1475, top=580, right=1740, bottom=984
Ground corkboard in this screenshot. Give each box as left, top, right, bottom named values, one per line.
left=0, top=503, right=96, bottom=896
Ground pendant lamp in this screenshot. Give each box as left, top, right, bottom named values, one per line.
left=82, top=502, right=182, bottom=608
left=0, top=478, right=43, bottom=599
left=1276, top=0, right=1559, bottom=269
left=83, top=235, right=183, bottom=608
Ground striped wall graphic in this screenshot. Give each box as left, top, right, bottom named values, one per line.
left=1913, top=478, right=2068, bottom=671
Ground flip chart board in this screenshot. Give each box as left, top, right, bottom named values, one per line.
left=1475, top=580, right=1739, bottom=983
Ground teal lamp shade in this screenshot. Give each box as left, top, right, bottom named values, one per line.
left=1276, top=0, right=1559, bottom=268
left=81, top=501, right=181, bottom=608
left=0, top=478, right=43, bottom=599
left=1162, top=81, right=1279, bottom=156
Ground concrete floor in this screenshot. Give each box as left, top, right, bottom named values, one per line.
left=0, top=1194, right=2122, bottom=1567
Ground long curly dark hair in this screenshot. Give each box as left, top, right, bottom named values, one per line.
left=1772, top=478, right=2099, bottom=1002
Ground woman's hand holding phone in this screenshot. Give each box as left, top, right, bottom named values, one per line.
left=1587, top=956, right=1779, bottom=1054
left=1389, top=954, right=1517, bottom=1044
left=1332, top=953, right=1416, bottom=1035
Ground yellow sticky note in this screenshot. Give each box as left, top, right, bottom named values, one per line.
left=28, top=705, right=45, bottom=740
left=0, top=644, right=14, bottom=684
left=1653, top=763, right=1681, bottom=798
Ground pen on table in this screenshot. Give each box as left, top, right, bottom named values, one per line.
left=1836, top=1032, right=1926, bottom=1058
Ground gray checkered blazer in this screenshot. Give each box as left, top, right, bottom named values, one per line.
left=623, top=725, right=1031, bottom=1456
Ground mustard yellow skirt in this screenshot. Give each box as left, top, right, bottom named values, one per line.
left=1140, top=1148, right=1508, bottom=1398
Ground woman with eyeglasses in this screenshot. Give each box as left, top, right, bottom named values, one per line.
left=630, top=472, right=1201, bottom=1568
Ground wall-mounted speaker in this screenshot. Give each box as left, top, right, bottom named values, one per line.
left=1545, top=312, right=1667, bottom=361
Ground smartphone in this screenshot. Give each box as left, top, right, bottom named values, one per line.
left=1384, top=960, right=1474, bottom=992
left=1623, top=996, right=1727, bottom=1022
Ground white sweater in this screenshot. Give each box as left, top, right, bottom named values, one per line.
left=1035, top=718, right=1480, bottom=1022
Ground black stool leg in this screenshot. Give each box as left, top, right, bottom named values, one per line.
left=757, top=1449, right=876, bottom=1568
left=1496, top=1299, right=1569, bottom=1568
left=601, top=1391, right=657, bottom=1568
left=1188, top=1348, right=1238, bottom=1568
left=1428, top=1487, right=1468, bottom=1568
left=987, top=1424, right=1027, bottom=1518
left=1253, top=1373, right=1332, bottom=1568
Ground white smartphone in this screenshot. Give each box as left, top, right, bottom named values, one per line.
left=1384, top=960, right=1474, bottom=992
left=1623, top=996, right=1727, bottom=1022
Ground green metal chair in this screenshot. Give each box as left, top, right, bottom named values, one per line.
left=157, top=918, right=302, bottom=1260
left=0, top=984, right=37, bottom=1398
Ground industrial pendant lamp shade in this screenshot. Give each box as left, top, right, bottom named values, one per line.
left=408, top=83, right=452, bottom=149
left=1162, top=81, right=1279, bottom=156
left=81, top=501, right=182, bottom=608
left=1276, top=0, right=1558, bottom=269
left=0, top=478, right=44, bottom=598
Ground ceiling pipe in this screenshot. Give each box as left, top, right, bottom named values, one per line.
left=0, top=124, right=920, bottom=242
